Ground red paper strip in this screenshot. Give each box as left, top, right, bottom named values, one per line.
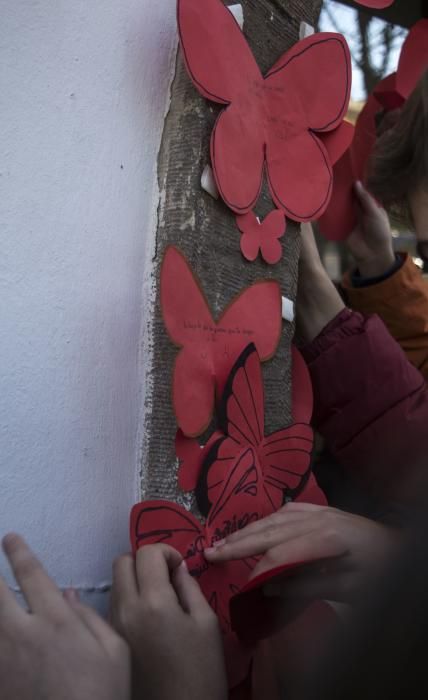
left=355, top=0, right=393, bottom=7
left=178, top=0, right=351, bottom=220
left=161, top=246, right=282, bottom=437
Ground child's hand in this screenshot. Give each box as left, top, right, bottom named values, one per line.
left=348, top=182, right=395, bottom=278
left=0, top=533, right=130, bottom=700
left=205, top=503, right=400, bottom=604
left=111, top=544, right=227, bottom=700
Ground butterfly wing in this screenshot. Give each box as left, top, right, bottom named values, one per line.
left=396, top=19, right=428, bottom=100
left=259, top=210, right=286, bottom=265
left=130, top=500, right=203, bottom=556
left=237, top=211, right=262, bottom=262
left=214, top=280, right=281, bottom=397
left=319, top=120, right=354, bottom=167
left=260, top=424, right=314, bottom=510
left=259, top=347, right=314, bottom=509
left=266, top=33, right=351, bottom=134
left=177, top=0, right=261, bottom=104
left=211, top=104, right=265, bottom=214
left=161, top=246, right=217, bottom=437
left=219, top=342, right=265, bottom=448
left=264, top=34, right=351, bottom=220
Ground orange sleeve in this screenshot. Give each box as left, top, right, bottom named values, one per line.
left=342, top=254, right=428, bottom=380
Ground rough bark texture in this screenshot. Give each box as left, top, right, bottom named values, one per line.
left=140, top=0, right=323, bottom=511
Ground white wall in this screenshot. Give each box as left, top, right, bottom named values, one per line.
left=0, top=0, right=176, bottom=609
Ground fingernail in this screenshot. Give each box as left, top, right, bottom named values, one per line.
left=64, top=588, right=80, bottom=603
left=213, top=539, right=226, bottom=548
left=2, top=533, right=20, bottom=552
left=204, top=547, right=217, bottom=556
left=179, top=560, right=188, bottom=571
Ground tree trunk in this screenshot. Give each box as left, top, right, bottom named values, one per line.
left=140, top=0, right=323, bottom=511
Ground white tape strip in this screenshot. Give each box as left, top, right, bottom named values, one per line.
left=299, top=21, right=315, bottom=39
left=201, top=165, right=220, bottom=200
left=282, top=296, right=295, bottom=323
left=229, top=4, right=244, bottom=29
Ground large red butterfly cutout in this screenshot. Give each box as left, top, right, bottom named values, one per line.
left=161, top=246, right=281, bottom=437
left=176, top=343, right=326, bottom=512
left=194, top=343, right=326, bottom=517
left=130, top=447, right=272, bottom=688
left=178, top=0, right=351, bottom=222
left=319, top=19, right=428, bottom=240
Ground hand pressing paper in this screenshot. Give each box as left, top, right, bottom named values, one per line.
left=131, top=344, right=325, bottom=687
left=130, top=454, right=268, bottom=688
left=161, top=246, right=281, bottom=437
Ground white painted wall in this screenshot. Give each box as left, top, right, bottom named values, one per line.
left=0, top=0, right=176, bottom=608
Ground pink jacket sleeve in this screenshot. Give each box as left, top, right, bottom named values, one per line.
left=301, top=309, right=428, bottom=501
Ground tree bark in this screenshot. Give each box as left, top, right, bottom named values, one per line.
left=140, top=0, right=323, bottom=511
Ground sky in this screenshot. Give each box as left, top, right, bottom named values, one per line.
left=319, top=0, right=407, bottom=101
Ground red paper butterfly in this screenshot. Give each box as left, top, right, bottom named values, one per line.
left=130, top=446, right=272, bottom=688
left=319, top=19, right=428, bottom=240
left=194, top=343, right=326, bottom=517
left=178, top=0, right=351, bottom=222
left=161, top=245, right=281, bottom=437
left=236, top=210, right=286, bottom=265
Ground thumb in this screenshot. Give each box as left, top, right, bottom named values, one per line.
left=172, top=561, right=212, bottom=617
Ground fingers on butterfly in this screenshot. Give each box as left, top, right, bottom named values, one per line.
left=267, top=33, right=351, bottom=133
left=130, top=500, right=203, bottom=556
left=177, top=0, right=261, bottom=105
left=211, top=105, right=265, bottom=213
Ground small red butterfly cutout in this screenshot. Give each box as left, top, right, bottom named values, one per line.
left=236, top=210, right=286, bottom=265
left=161, top=246, right=281, bottom=437
left=178, top=0, right=351, bottom=221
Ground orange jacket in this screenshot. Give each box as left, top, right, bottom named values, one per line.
left=342, top=254, right=428, bottom=380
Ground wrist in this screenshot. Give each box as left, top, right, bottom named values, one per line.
left=355, top=248, right=396, bottom=279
